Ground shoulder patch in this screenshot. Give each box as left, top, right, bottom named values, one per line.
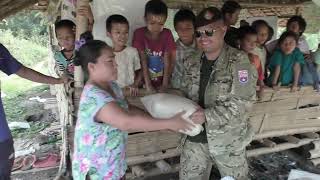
left=238, top=70, right=248, bottom=84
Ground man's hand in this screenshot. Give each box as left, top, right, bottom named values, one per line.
left=190, top=108, right=206, bottom=125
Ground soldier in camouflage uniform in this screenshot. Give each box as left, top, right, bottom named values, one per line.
left=179, top=7, right=258, bottom=180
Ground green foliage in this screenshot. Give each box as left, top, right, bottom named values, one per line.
left=0, top=10, right=48, bottom=46
left=0, top=29, right=49, bottom=66
left=3, top=85, right=49, bottom=123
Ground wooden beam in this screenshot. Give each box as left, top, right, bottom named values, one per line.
left=247, top=138, right=314, bottom=157
left=0, top=0, right=38, bottom=20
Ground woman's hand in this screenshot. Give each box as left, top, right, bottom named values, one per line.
left=129, top=85, right=139, bottom=96
left=168, top=111, right=194, bottom=132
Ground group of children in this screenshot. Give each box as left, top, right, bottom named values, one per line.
left=51, top=0, right=320, bottom=179
left=53, top=0, right=204, bottom=179
left=237, top=15, right=319, bottom=100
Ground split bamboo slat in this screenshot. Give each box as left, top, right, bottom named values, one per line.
left=127, top=131, right=181, bottom=157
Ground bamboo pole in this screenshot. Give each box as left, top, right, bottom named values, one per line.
left=74, top=0, right=89, bottom=110
left=302, top=132, right=319, bottom=139
left=254, top=128, right=320, bottom=140
left=280, top=135, right=300, bottom=144
left=311, top=158, right=320, bottom=166
left=247, top=138, right=314, bottom=157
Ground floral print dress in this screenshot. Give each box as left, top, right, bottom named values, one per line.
left=72, top=82, right=128, bottom=180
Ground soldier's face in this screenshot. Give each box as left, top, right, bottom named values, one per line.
left=195, top=21, right=226, bottom=53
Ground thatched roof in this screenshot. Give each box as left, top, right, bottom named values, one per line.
left=164, top=0, right=311, bottom=8
left=0, top=0, right=314, bottom=20
left=0, top=0, right=48, bottom=20
left=164, top=0, right=311, bottom=17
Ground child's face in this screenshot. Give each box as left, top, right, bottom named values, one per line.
left=56, top=27, right=75, bottom=51
left=256, top=25, right=269, bottom=45
left=175, top=20, right=194, bottom=45
left=145, top=14, right=167, bottom=35
left=280, top=37, right=297, bottom=55
left=287, top=21, right=301, bottom=35
left=240, top=34, right=257, bottom=53
left=107, top=23, right=129, bottom=48
left=89, top=48, right=117, bottom=82
left=225, top=10, right=240, bottom=26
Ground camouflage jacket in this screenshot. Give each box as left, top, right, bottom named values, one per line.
left=181, top=44, right=258, bottom=155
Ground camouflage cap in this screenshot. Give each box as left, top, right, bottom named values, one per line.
left=195, top=7, right=223, bottom=28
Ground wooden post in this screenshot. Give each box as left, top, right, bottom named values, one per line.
left=74, top=0, right=89, bottom=110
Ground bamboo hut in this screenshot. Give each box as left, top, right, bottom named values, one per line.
left=1, top=0, right=320, bottom=179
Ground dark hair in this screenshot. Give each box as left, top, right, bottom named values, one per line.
left=54, top=19, right=75, bottom=34
left=106, top=14, right=129, bottom=33
left=221, top=0, right=241, bottom=16
left=144, top=0, right=168, bottom=17
left=74, top=32, right=110, bottom=73
left=174, top=9, right=196, bottom=28
left=286, top=15, right=307, bottom=36
left=195, top=7, right=223, bottom=28
left=237, top=25, right=257, bottom=41
left=252, top=19, right=274, bottom=41
left=278, top=31, right=298, bottom=46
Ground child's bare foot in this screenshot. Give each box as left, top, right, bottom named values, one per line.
left=257, top=91, right=264, bottom=101
left=291, top=85, right=298, bottom=92
left=272, top=84, right=280, bottom=91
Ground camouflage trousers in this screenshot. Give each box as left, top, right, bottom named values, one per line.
left=179, top=140, right=250, bottom=180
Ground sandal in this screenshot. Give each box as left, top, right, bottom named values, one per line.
left=33, top=153, right=60, bottom=168
left=21, top=155, right=36, bottom=171
left=12, top=156, right=24, bottom=171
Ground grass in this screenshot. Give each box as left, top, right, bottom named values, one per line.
left=2, top=85, right=49, bottom=122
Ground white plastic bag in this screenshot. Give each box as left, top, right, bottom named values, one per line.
left=288, top=169, right=320, bottom=180
left=141, top=93, right=203, bottom=136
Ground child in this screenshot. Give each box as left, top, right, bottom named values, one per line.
left=132, top=0, right=176, bottom=92
left=267, top=31, right=305, bottom=92
left=54, top=19, right=76, bottom=78
left=314, top=43, right=320, bottom=67
left=221, top=0, right=241, bottom=48
left=238, top=26, right=264, bottom=100
left=266, top=16, right=319, bottom=90
left=171, top=9, right=197, bottom=89
left=54, top=6, right=93, bottom=78
left=106, top=14, right=142, bottom=96
left=72, top=34, right=204, bottom=180
left=251, top=20, right=274, bottom=78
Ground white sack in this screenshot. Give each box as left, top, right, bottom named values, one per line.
left=288, top=169, right=320, bottom=180
left=141, top=93, right=203, bottom=136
